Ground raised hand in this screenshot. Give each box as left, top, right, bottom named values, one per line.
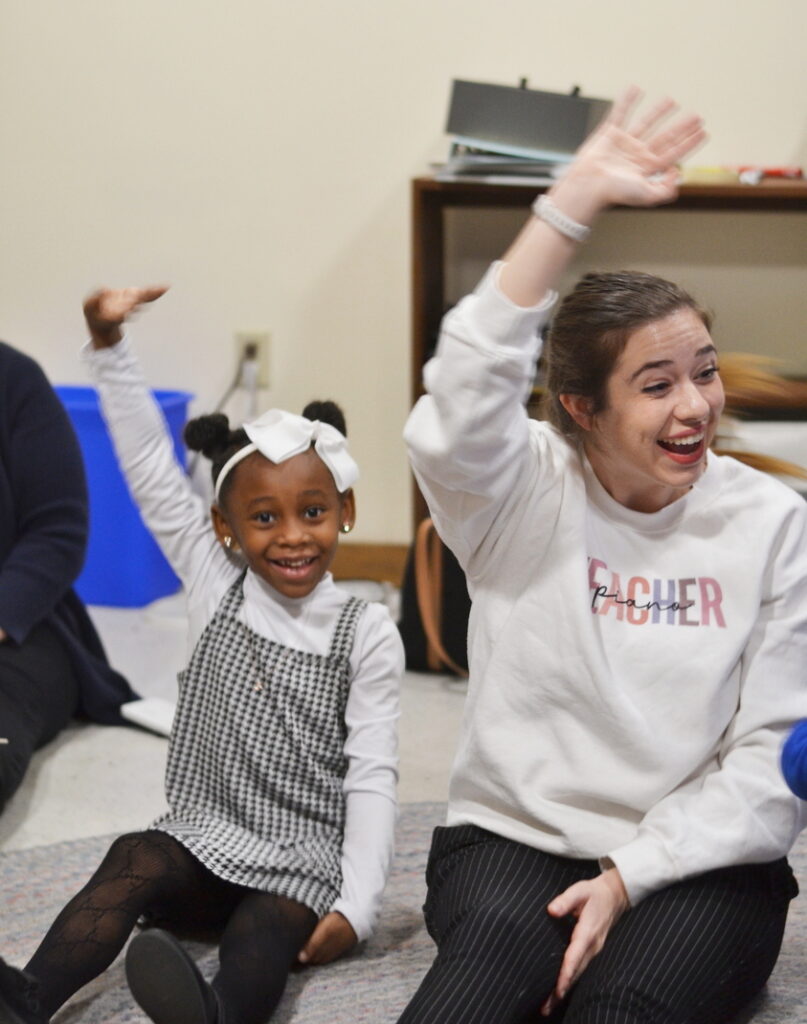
left=83, top=285, right=168, bottom=349
left=540, top=867, right=630, bottom=1016
left=500, top=88, right=706, bottom=308
left=555, top=87, right=707, bottom=218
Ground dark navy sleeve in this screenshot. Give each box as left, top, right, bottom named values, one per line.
left=0, top=342, right=89, bottom=643
left=782, top=720, right=807, bottom=800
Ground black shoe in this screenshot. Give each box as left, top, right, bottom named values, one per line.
left=0, top=957, right=47, bottom=1024
left=125, top=929, right=221, bottom=1024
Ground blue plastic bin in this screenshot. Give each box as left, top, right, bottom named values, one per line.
left=56, top=385, right=193, bottom=607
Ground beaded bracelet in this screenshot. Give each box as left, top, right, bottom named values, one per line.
left=531, top=194, right=591, bottom=243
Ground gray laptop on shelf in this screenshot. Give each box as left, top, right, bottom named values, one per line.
left=446, top=79, right=610, bottom=164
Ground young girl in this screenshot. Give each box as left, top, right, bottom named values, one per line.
left=0, top=288, right=402, bottom=1024
left=398, top=90, right=807, bottom=1023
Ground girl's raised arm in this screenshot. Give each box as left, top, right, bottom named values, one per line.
left=499, top=88, right=706, bottom=308
left=82, top=283, right=223, bottom=599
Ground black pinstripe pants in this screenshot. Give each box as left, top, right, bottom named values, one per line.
left=396, top=824, right=797, bottom=1024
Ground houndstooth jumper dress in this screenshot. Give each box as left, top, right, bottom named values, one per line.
left=151, top=571, right=367, bottom=916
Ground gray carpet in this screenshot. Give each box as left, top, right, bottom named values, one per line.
left=1, top=804, right=805, bottom=1022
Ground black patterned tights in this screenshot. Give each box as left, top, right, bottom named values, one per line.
left=25, top=830, right=317, bottom=1024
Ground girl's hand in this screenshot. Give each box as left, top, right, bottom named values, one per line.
left=540, top=867, right=630, bottom=1016
left=551, top=87, right=707, bottom=224
left=297, top=911, right=358, bottom=966
left=83, top=286, right=168, bottom=349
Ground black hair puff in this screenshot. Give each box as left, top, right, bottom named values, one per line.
left=184, top=412, right=238, bottom=459
left=302, top=400, right=347, bottom=438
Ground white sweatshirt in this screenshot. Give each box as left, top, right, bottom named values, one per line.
left=404, top=263, right=807, bottom=906
left=86, top=338, right=402, bottom=941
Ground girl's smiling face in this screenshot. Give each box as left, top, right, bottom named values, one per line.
left=563, top=307, right=725, bottom=513
left=212, top=447, right=354, bottom=598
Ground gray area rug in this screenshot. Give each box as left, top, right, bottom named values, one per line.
left=1, top=803, right=805, bottom=1022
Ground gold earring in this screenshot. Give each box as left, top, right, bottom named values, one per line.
left=224, top=536, right=233, bottom=549
left=341, top=523, right=351, bottom=534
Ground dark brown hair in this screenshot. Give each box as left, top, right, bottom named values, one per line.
left=543, top=271, right=711, bottom=437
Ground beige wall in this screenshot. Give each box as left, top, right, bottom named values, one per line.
left=1, top=0, right=806, bottom=543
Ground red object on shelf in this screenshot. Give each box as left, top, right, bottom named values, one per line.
left=738, top=166, right=803, bottom=185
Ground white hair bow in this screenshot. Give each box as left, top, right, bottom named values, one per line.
left=214, top=408, right=358, bottom=502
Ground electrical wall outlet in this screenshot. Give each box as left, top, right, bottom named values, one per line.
left=234, top=331, right=271, bottom=388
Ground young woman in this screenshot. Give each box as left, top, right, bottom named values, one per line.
left=399, top=89, right=807, bottom=1023
left=0, top=288, right=402, bottom=1024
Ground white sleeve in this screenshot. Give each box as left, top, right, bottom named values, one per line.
left=84, top=337, right=228, bottom=595
left=607, top=500, right=807, bottom=905
left=403, top=262, right=554, bottom=573
left=330, top=603, right=403, bottom=941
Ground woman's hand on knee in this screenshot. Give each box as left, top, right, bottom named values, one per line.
left=540, top=867, right=630, bottom=1016
left=297, top=911, right=357, bottom=966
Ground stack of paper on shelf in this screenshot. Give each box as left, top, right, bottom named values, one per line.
left=436, top=79, right=610, bottom=184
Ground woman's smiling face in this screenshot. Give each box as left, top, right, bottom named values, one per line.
left=573, top=307, right=725, bottom=513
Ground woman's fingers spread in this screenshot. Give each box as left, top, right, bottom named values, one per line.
left=629, top=96, right=678, bottom=140
left=605, top=86, right=643, bottom=128
left=650, top=114, right=706, bottom=157
left=659, top=121, right=708, bottom=167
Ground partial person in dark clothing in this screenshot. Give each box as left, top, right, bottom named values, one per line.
left=0, top=339, right=136, bottom=813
